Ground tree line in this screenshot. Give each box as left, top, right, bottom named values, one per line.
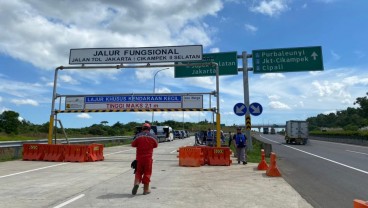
left=1, top=92, right=367, bottom=137
left=0, top=110, right=214, bottom=137
left=307, top=92, right=368, bottom=131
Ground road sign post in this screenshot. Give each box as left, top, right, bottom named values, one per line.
left=252, top=46, right=323, bottom=73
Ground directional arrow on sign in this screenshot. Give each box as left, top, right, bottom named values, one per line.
left=311, top=52, right=318, bottom=60
left=249, top=102, right=263, bottom=116
left=235, top=105, right=246, bottom=114
left=250, top=105, right=261, bottom=114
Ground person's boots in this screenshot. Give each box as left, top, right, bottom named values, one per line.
left=143, top=183, right=151, bottom=195
left=132, top=179, right=140, bottom=195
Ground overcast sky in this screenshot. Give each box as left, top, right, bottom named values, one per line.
left=1, top=0, right=367, bottom=128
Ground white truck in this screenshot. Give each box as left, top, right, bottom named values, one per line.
left=285, top=120, right=309, bottom=145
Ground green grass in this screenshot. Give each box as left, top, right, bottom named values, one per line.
left=103, top=138, right=132, bottom=147
left=228, top=137, right=270, bottom=163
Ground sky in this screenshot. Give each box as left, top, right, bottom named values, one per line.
left=1, top=0, right=368, bottom=129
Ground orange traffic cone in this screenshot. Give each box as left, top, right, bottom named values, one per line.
left=354, top=199, right=368, bottom=208
left=266, top=152, right=281, bottom=177
left=257, top=149, right=268, bottom=170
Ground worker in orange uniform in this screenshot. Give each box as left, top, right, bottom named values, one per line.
left=131, top=122, right=158, bottom=195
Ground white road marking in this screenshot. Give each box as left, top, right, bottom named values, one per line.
left=346, top=150, right=368, bottom=156
left=260, top=135, right=281, bottom=144
left=104, top=148, right=134, bottom=156
left=53, top=194, right=85, bottom=208
left=259, top=135, right=368, bottom=175
left=0, top=163, right=68, bottom=179
left=170, top=149, right=178, bottom=154
left=0, top=149, right=135, bottom=179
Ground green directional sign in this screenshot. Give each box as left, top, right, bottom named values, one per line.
left=174, top=52, right=238, bottom=78
left=252, top=46, right=324, bottom=73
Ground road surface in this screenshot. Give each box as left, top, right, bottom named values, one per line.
left=254, top=133, right=368, bottom=208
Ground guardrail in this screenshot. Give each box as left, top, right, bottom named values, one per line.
left=0, top=136, right=133, bottom=161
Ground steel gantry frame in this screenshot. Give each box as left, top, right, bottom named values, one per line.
left=48, top=62, right=222, bottom=147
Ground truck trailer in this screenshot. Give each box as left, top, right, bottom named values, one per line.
left=285, top=120, right=308, bottom=145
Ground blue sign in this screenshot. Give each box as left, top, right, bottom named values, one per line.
left=249, top=102, right=263, bottom=116
left=85, top=95, right=182, bottom=103
left=233, top=103, right=247, bottom=116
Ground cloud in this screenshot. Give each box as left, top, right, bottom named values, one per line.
left=259, top=73, right=285, bottom=79
left=269, top=101, right=291, bottom=109
left=159, top=111, right=205, bottom=121
left=250, top=0, right=289, bottom=17
left=0, top=77, right=49, bottom=98
left=330, top=50, right=341, bottom=60
left=77, top=113, right=91, bottom=119
left=244, top=24, right=258, bottom=33
left=156, top=87, right=171, bottom=93
left=0, top=96, right=2, bottom=103
left=316, top=0, right=339, bottom=3
left=59, top=75, right=79, bottom=85
left=11, top=99, right=39, bottom=106
left=268, top=95, right=280, bottom=100
left=210, top=48, right=220, bottom=53
left=0, top=0, right=223, bottom=71
left=342, top=76, right=368, bottom=86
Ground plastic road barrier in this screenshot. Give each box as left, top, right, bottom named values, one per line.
left=43, top=144, right=65, bottom=162
left=23, top=144, right=46, bottom=161
left=257, top=149, right=269, bottom=170
left=266, top=152, right=281, bottom=177
left=354, top=199, right=368, bottom=208
left=178, top=147, right=203, bottom=167
left=207, top=147, right=232, bottom=166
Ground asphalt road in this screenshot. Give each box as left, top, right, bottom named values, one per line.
left=254, top=133, right=368, bottom=208
left=0, top=136, right=312, bottom=208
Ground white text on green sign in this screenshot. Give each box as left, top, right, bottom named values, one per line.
left=174, top=51, right=238, bottom=78
left=252, top=46, right=323, bottom=73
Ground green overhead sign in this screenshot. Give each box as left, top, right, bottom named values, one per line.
left=174, top=52, right=238, bottom=78
left=252, top=46, right=324, bottom=73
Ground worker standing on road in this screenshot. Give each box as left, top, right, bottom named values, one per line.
left=233, top=127, right=247, bottom=165
left=131, top=122, right=158, bottom=195
left=228, top=132, right=232, bottom=147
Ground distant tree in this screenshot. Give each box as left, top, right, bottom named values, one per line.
left=354, top=92, right=368, bottom=118
left=100, top=121, right=109, bottom=126
left=0, top=111, right=21, bottom=134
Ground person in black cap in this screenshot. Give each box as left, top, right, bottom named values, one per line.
left=233, top=127, right=247, bottom=164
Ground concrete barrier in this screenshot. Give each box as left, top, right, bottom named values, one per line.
left=309, top=136, right=368, bottom=146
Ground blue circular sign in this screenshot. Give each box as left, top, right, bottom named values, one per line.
left=233, top=103, right=247, bottom=116
left=249, top=102, right=263, bottom=116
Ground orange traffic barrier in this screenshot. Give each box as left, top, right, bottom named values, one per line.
left=207, top=147, right=232, bottom=166
left=266, top=152, right=281, bottom=177
left=257, top=149, right=269, bottom=170
left=178, top=146, right=203, bottom=167
left=196, top=146, right=211, bottom=165
left=43, top=144, right=65, bottom=162
left=23, top=144, right=46, bottom=161
left=64, top=145, right=89, bottom=162
left=88, top=143, right=104, bottom=162
left=354, top=199, right=368, bottom=208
